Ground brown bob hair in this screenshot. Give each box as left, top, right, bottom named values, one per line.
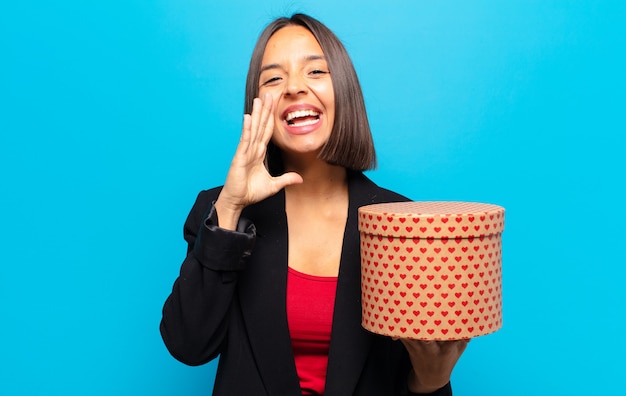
left=244, top=13, right=377, bottom=173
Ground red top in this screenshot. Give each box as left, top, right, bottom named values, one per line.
left=286, top=267, right=338, bottom=395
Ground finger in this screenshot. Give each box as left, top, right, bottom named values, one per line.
left=258, top=94, right=275, bottom=146
left=240, top=113, right=252, bottom=143
left=400, top=338, right=443, bottom=355
left=270, top=172, right=303, bottom=192
left=434, top=339, right=470, bottom=359
left=418, top=340, right=439, bottom=353
left=249, top=97, right=263, bottom=143
left=234, top=113, right=253, bottom=157
left=452, top=339, right=470, bottom=355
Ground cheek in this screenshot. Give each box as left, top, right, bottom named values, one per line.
left=323, top=91, right=335, bottom=123
left=269, top=93, right=285, bottom=118
left=315, top=83, right=335, bottom=114
left=257, top=87, right=283, bottom=125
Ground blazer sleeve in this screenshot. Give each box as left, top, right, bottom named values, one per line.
left=403, top=382, right=452, bottom=396
left=160, top=189, right=255, bottom=366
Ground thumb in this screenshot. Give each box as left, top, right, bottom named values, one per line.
left=271, top=172, right=304, bottom=191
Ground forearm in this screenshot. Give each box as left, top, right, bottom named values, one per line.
left=160, top=201, right=255, bottom=365
left=160, top=257, right=237, bottom=365
left=406, top=381, right=452, bottom=396
left=405, top=371, right=452, bottom=396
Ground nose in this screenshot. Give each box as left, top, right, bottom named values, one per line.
left=284, top=74, right=308, bottom=97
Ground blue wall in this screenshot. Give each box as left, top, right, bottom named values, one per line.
left=1, top=1, right=624, bottom=395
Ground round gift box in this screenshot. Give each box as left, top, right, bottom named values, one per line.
left=358, top=201, right=505, bottom=340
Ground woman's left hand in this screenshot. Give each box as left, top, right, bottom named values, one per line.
left=398, top=338, right=470, bottom=394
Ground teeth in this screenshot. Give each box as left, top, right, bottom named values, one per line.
left=285, top=109, right=319, bottom=121
left=289, top=118, right=319, bottom=127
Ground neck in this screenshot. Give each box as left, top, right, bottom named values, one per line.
left=283, top=156, right=348, bottom=198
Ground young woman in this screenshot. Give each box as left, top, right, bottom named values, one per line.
left=160, top=13, right=468, bottom=396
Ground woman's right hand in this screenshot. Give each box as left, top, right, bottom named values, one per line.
left=214, top=94, right=303, bottom=230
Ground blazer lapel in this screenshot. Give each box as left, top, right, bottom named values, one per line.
left=237, top=190, right=302, bottom=395
left=324, top=172, right=387, bottom=396
left=236, top=172, right=404, bottom=396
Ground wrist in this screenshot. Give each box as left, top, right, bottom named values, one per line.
left=407, top=371, right=447, bottom=394
left=213, top=199, right=243, bottom=230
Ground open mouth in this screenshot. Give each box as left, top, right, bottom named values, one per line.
left=284, top=109, right=320, bottom=127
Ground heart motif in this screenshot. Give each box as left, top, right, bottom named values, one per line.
left=359, top=201, right=504, bottom=340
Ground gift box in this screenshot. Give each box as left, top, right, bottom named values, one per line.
left=358, top=201, right=505, bottom=340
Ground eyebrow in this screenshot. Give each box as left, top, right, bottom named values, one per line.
left=260, top=55, right=326, bottom=73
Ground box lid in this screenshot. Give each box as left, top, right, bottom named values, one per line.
left=358, top=201, right=505, bottom=239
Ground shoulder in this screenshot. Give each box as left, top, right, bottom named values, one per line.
left=182, top=186, right=223, bottom=232
left=348, top=171, right=410, bottom=205
left=189, top=186, right=223, bottom=215
left=185, top=186, right=284, bottom=229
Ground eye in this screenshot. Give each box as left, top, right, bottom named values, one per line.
left=261, top=76, right=282, bottom=86
left=309, top=69, right=329, bottom=77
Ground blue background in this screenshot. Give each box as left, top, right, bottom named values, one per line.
left=1, top=1, right=625, bottom=395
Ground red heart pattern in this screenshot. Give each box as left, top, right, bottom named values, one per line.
left=358, top=202, right=505, bottom=340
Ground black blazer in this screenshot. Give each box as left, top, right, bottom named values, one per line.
left=161, top=171, right=452, bottom=396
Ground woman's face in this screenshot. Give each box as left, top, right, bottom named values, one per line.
left=258, top=25, right=335, bottom=159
